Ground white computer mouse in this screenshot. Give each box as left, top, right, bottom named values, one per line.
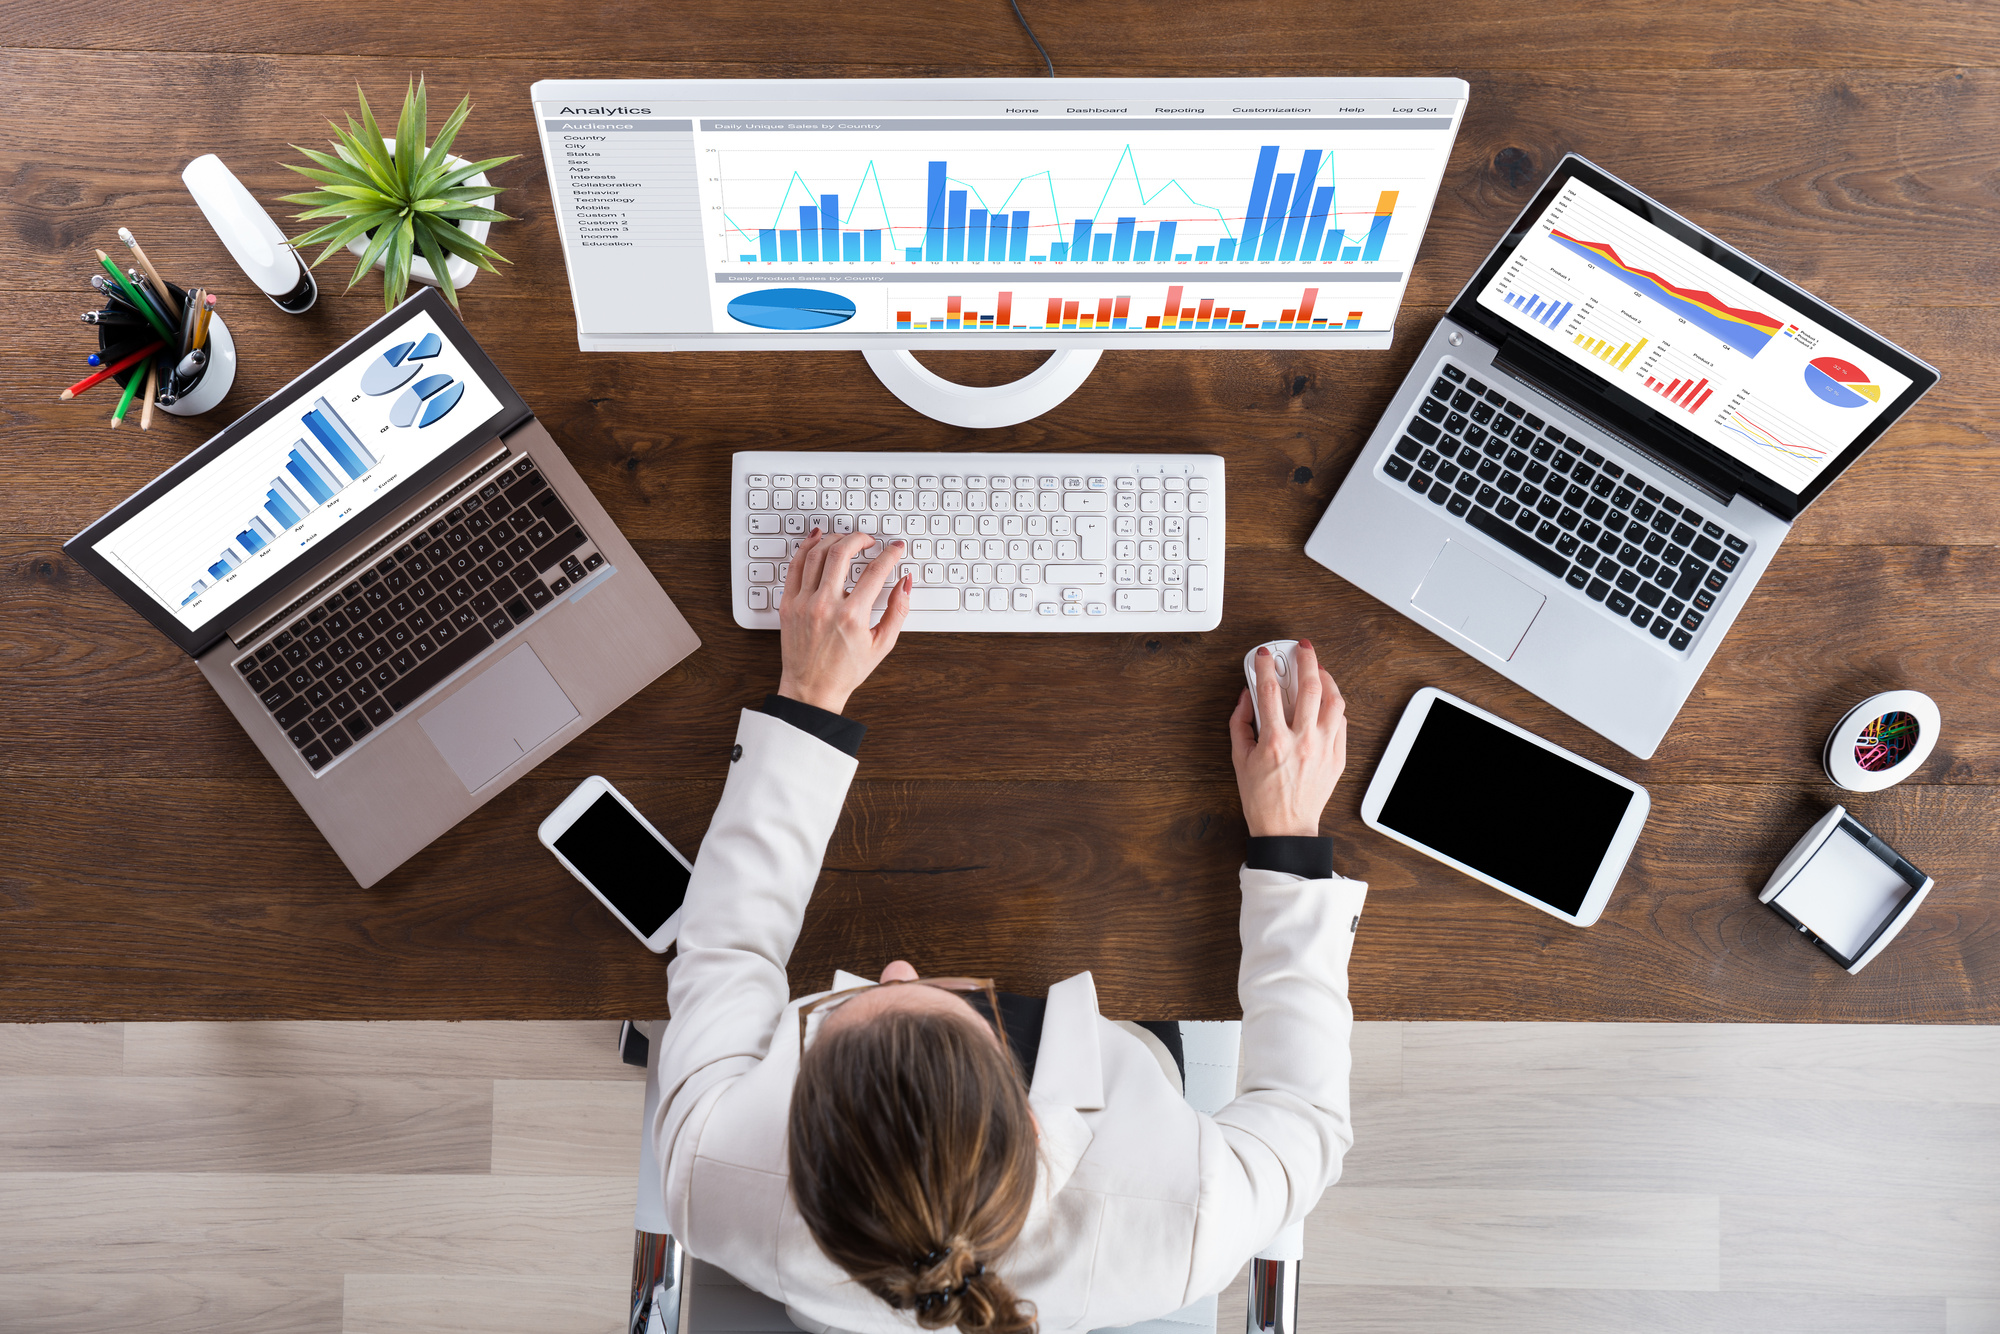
left=1244, top=640, right=1300, bottom=734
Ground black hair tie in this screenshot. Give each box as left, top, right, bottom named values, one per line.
left=912, top=1260, right=985, bottom=1310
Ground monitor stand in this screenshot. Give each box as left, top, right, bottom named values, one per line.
left=862, top=348, right=1101, bottom=429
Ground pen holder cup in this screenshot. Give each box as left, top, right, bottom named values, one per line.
left=96, top=281, right=236, bottom=417
left=158, top=314, right=234, bottom=416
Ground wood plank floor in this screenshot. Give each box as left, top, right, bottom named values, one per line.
left=5, top=1021, right=1998, bottom=1333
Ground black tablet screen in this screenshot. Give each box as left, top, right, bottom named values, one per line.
left=1376, top=700, right=1634, bottom=915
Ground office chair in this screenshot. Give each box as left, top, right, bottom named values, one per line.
left=626, top=1020, right=1305, bottom=1334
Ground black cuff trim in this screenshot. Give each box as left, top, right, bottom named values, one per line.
left=1245, top=836, right=1335, bottom=880
left=760, top=694, right=866, bottom=757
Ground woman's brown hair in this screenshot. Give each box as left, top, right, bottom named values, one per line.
left=788, top=1007, right=1039, bottom=1334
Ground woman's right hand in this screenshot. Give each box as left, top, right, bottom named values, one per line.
left=1228, top=640, right=1348, bottom=838
left=776, top=529, right=911, bottom=715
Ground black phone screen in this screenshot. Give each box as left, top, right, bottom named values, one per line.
left=554, top=793, right=692, bottom=936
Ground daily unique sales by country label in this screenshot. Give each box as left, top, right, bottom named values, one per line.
left=704, top=137, right=1431, bottom=270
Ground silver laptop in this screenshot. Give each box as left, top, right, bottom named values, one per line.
left=1306, top=155, right=1937, bottom=758
left=67, top=289, right=700, bottom=886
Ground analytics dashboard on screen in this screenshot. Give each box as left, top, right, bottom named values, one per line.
left=529, top=79, right=1468, bottom=349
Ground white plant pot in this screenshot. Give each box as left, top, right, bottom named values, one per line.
left=345, top=139, right=491, bottom=291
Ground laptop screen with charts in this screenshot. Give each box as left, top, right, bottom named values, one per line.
left=528, top=77, right=1467, bottom=350
left=1448, top=157, right=1937, bottom=521
left=67, top=289, right=530, bottom=656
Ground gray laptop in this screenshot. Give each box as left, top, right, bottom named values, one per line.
left=67, top=289, right=699, bottom=886
left=1306, top=154, right=1937, bottom=758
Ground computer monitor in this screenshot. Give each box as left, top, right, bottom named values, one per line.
left=528, top=78, right=1469, bottom=353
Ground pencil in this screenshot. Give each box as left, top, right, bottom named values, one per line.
left=111, top=364, right=143, bottom=427
left=95, top=252, right=177, bottom=346
left=194, top=294, right=214, bottom=350
left=118, top=227, right=183, bottom=320
left=60, top=341, right=163, bottom=399
left=139, top=361, right=158, bottom=430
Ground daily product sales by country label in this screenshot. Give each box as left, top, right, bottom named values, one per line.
left=1478, top=178, right=1912, bottom=493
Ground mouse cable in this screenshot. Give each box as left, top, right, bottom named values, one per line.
left=1007, top=0, right=1055, bottom=77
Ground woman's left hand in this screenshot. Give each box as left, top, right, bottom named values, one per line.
left=776, top=529, right=911, bottom=714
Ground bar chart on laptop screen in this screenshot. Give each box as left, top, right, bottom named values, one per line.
left=93, top=313, right=505, bottom=629
left=1475, top=176, right=1914, bottom=493
left=689, top=113, right=1459, bottom=334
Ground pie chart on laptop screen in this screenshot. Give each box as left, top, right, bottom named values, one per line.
left=1804, top=356, right=1881, bottom=408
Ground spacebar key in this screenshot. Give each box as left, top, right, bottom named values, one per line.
left=386, top=624, right=494, bottom=711
left=1464, top=505, right=1569, bottom=579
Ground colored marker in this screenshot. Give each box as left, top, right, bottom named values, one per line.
left=59, top=341, right=163, bottom=399
left=88, top=338, right=149, bottom=366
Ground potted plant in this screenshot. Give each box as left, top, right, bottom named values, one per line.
left=280, top=77, right=517, bottom=310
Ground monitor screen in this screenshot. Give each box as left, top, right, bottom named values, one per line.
left=530, top=79, right=1467, bottom=348
left=90, top=308, right=506, bottom=632
left=1473, top=175, right=1914, bottom=497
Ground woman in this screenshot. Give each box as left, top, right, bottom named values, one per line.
left=653, top=527, right=1365, bottom=1334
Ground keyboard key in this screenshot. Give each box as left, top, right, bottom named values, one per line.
left=1566, top=565, right=1590, bottom=589
left=1587, top=578, right=1611, bottom=603
left=364, top=697, right=395, bottom=726
left=1691, top=535, right=1720, bottom=561
left=1427, top=482, right=1451, bottom=505
left=260, top=682, right=293, bottom=711
left=1717, top=550, right=1740, bottom=572
left=1675, top=562, right=1708, bottom=598
left=1607, top=591, right=1635, bottom=615
left=1649, top=615, right=1673, bottom=639
left=323, top=725, right=353, bottom=756
left=1447, top=494, right=1470, bottom=516
left=288, top=721, right=317, bottom=748
left=1409, top=471, right=1432, bottom=493
left=1636, top=582, right=1665, bottom=607
left=1670, top=628, right=1692, bottom=650
left=1395, top=436, right=1423, bottom=461
left=301, top=738, right=332, bottom=770
left=1465, top=505, right=1569, bottom=579
left=1384, top=455, right=1411, bottom=481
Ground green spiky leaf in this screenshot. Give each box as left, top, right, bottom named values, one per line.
left=414, top=223, right=459, bottom=310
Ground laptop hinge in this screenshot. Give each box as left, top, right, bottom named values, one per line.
left=1494, top=354, right=1736, bottom=507
left=230, top=442, right=517, bottom=650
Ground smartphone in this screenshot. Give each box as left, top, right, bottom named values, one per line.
left=538, top=776, right=694, bottom=953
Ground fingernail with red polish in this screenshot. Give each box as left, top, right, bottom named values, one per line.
left=892, top=539, right=905, bottom=547
left=1257, top=646, right=1270, bottom=656
left=1301, top=639, right=1313, bottom=650
left=810, top=526, right=820, bottom=537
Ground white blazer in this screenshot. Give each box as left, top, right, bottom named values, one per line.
left=654, top=708, right=1369, bottom=1333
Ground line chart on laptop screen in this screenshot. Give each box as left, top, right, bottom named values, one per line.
left=1474, top=177, right=1912, bottom=494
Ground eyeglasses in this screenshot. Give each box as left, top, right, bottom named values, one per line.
left=798, top=976, right=1000, bottom=1052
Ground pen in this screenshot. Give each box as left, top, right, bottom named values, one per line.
left=177, top=286, right=200, bottom=359
left=94, top=252, right=177, bottom=346
left=88, top=337, right=149, bottom=366
left=139, top=361, right=159, bottom=430
left=82, top=308, right=149, bottom=326
left=118, top=226, right=183, bottom=320
left=60, top=341, right=164, bottom=399
left=90, top=275, right=145, bottom=312
left=173, top=348, right=207, bottom=379
left=110, top=364, right=144, bottom=427
left=127, top=268, right=179, bottom=332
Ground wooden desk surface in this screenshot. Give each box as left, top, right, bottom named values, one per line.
left=4, top=3, right=1996, bottom=1023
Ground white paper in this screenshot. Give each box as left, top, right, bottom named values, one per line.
left=1774, top=829, right=1911, bottom=959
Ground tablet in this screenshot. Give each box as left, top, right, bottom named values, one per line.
left=1361, top=688, right=1650, bottom=926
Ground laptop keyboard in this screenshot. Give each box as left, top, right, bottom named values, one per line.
left=1382, top=361, right=1752, bottom=654
left=231, top=457, right=606, bottom=774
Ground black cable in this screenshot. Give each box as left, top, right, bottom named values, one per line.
left=1007, top=0, right=1055, bottom=78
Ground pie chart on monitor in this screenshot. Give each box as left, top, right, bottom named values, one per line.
left=1804, top=356, right=1881, bottom=408
left=726, top=288, right=857, bottom=330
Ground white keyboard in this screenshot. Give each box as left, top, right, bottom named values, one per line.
left=730, top=452, right=1225, bottom=631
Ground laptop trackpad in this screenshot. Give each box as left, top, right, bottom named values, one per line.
left=1410, top=540, right=1546, bottom=660
left=418, top=645, right=581, bottom=792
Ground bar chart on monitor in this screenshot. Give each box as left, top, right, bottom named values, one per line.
left=700, top=129, right=1449, bottom=274
left=886, top=284, right=1375, bottom=333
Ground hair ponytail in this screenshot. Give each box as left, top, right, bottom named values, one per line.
left=788, top=1009, right=1039, bottom=1334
